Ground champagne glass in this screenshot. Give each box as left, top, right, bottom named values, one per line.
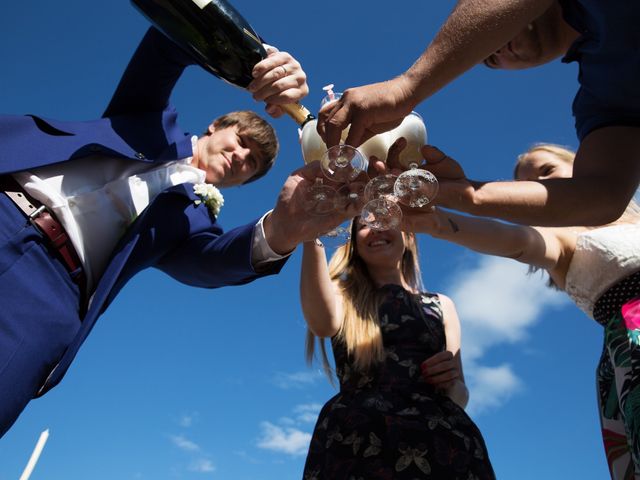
left=394, top=168, right=439, bottom=207
left=316, top=86, right=368, bottom=183
left=360, top=197, right=402, bottom=230
left=388, top=112, right=439, bottom=207
left=304, top=144, right=366, bottom=216
left=301, top=85, right=366, bottom=221
left=320, top=144, right=368, bottom=184
left=335, top=181, right=367, bottom=211
left=303, top=178, right=337, bottom=216
left=361, top=174, right=403, bottom=230
left=364, top=174, right=397, bottom=201
left=318, top=220, right=352, bottom=250
left=313, top=182, right=365, bottom=246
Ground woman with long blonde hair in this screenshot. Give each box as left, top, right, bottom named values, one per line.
left=404, top=144, right=640, bottom=479
left=299, top=219, right=495, bottom=479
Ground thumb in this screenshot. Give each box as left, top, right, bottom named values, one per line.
left=367, top=157, right=387, bottom=177
left=262, top=43, right=279, bottom=55
left=422, top=145, right=465, bottom=180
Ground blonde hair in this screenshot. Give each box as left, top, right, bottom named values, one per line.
left=305, top=220, right=424, bottom=379
left=515, top=143, right=640, bottom=224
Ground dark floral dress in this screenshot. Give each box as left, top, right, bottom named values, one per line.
left=303, top=285, right=495, bottom=479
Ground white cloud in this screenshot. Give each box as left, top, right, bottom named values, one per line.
left=278, top=416, right=296, bottom=426
left=449, top=257, right=567, bottom=362
left=169, top=434, right=201, bottom=452
left=445, top=256, right=569, bottom=414
left=465, top=364, right=523, bottom=415
left=448, top=256, right=567, bottom=359
left=271, top=370, right=324, bottom=389
left=169, top=432, right=217, bottom=476
left=293, top=403, right=323, bottom=424
left=256, top=422, right=311, bottom=456
left=189, top=458, right=216, bottom=473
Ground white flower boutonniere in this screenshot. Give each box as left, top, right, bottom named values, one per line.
left=193, top=183, right=224, bottom=217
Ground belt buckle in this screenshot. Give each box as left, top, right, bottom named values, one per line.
left=28, top=204, right=47, bottom=227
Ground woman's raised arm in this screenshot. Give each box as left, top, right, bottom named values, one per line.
left=300, top=242, right=344, bottom=338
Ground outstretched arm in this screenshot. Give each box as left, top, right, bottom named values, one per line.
left=263, top=161, right=359, bottom=255
left=318, top=0, right=554, bottom=148
left=300, top=242, right=344, bottom=338
left=104, top=29, right=310, bottom=120
left=103, top=27, right=195, bottom=118
left=403, top=206, right=574, bottom=282
left=426, top=129, right=640, bottom=226
left=403, top=0, right=553, bottom=105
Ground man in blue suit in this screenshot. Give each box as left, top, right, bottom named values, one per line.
left=0, top=27, right=349, bottom=437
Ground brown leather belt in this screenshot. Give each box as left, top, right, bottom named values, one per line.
left=1, top=175, right=87, bottom=293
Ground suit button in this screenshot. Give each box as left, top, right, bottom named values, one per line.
left=135, top=152, right=146, bottom=159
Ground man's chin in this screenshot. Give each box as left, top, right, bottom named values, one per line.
left=206, top=168, right=226, bottom=185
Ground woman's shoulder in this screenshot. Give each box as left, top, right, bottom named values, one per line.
left=416, top=291, right=449, bottom=315
left=419, top=291, right=451, bottom=305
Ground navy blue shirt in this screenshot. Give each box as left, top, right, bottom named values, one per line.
left=559, top=0, right=640, bottom=140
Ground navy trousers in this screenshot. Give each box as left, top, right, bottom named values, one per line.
left=0, top=192, right=81, bottom=437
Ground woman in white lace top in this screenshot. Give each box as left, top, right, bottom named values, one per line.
left=404, top=144, right=640, bottom=480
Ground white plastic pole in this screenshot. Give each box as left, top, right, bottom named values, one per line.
left=19, top=429, right=49, bottom=480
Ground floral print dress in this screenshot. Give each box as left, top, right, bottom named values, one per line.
left=563, top=225, right=640, bottom=479
left=592, top=271, right=640, bottom=479
left=303, top=285, right=495, bottom=480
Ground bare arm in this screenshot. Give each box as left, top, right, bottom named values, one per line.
left=406, top=0, right=553, bottom=103
left=406, top=207, right=573, bottom=275
left=421, top=294, right=469, bottom=408
left=427, top=127, right=640, bottom=226
left=319, top=0, right=553, bottom=147
left=299, top=242, right=344, bottom=338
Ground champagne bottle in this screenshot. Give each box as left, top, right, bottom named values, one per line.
left=131, top=0, right=314, bottom=126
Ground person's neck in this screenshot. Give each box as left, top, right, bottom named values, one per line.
left=191, top=136, right=205, bottom=171
left=191, top=136, right=224, bottom=188
left=367, top=264, right=412, bottom=292
left=554, top=4, right=581, bottom=55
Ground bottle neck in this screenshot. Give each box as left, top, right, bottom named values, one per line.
left=281, top=103, right=315, bottom=126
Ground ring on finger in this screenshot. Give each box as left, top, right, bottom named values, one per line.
left=279, top=65, right=287, bottom=76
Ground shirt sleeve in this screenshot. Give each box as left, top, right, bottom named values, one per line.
left=251, top=210, right=293, bottom=270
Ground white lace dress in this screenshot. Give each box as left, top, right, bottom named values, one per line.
left=564, top=224, right=640, bottom=480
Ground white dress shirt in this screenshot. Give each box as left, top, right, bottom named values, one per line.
left=14, top=137, right=287, bottom=292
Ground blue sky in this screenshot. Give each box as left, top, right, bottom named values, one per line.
left=0, top=1, right=623, bottom=478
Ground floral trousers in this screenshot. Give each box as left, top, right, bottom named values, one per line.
left=594, top=274, right=640, bottom=480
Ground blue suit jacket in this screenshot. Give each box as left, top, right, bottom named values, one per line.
left=0, top=28, right=286, bottom=395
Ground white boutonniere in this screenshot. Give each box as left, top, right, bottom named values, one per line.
left=193, top=183, right=224, bottom=216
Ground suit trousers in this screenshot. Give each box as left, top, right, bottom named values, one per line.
left=0, top=192, right=81, bottom=437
